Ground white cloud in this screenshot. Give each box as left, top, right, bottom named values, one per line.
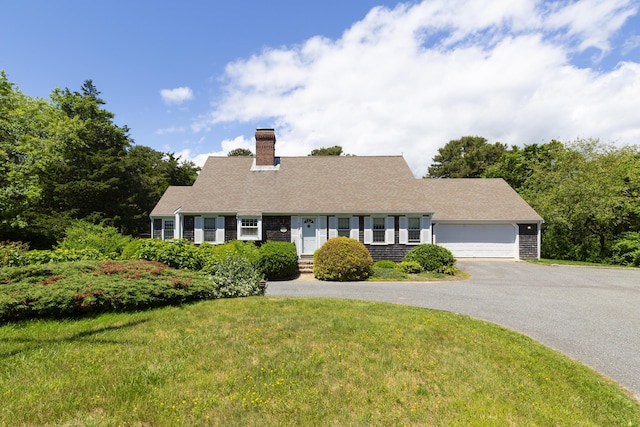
left=174, top=135, right=255, bottom=167
left=160, top=86, right=194, bottom=105
left=196, top=0, right=640, bottom=176
left=155, top=126, right=185, bottom=135
left=174, top=148, right=215, bottom=168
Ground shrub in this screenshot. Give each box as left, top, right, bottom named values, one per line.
left=58, top=221, right=131, bottom=258
left=609, top=233, right=640, bottom=267
left=0, top=260, right=217, bottom=321
left=313, top=237, right=373, bottom=281
left=436, top=265, right=459, bottom=275
left=134, top=239, right=205, bottom=270
left=200, top=240, right=258, bottom=274
left=0, top=241, right=30, bottom=267
left=397, top=261, right=423, bottom=274
left=211, top=256, right=264, bottom=298
left=119, top=239, right=144, bottom=260
left=403, top=244, right=456, bottom=274
left=371, top=267, right=407, bottom=280
left=27, top=248, right=106, bottom=264
left=255, top=241, right=298, bottom=280
left=373, top=260, right=396, bottom=269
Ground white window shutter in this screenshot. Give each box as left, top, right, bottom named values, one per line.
left=257, top=217, right=263, bottom=241
left=399, top=216, right=408, bottom=244
left=216, top=216, right=225, bottom=243
left=290, top=216, right=300, bottom=251
left=421, top=216, right=432, bottom=244
left=194, top=216, right=204, bottom=244
left=328, top=216, right=338, bottom=239
left=385, top=216, right=395, bottom=244
left=174, top=213, right=181, bottom=240
left=363, top=217, right=373, bottom=244
left=318, top=216, right=328, bottom=247
left=350, top=216, right=359, bottom=240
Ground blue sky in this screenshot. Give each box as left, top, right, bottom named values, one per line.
left=2, top=0, right=639, bottom=176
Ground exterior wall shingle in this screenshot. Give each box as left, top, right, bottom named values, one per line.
left=263, top=216, right=291, bottom=242
left=225, top=215, right=237, bottom=241
left=518, top=224, right=538, bottom=259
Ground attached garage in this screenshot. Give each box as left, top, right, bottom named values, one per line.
left=434, top=223, right=517, bottom=258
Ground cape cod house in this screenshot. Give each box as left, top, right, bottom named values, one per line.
left=150, top=129, right=543, bottom=260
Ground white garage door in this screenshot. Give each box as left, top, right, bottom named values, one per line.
left=435, top=224, right=516, bottom=258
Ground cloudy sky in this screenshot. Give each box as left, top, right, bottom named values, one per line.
left=2, top=0, right=639, bottom=176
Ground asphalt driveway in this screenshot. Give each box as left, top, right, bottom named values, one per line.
left=266, top=260, right=640, bottom=399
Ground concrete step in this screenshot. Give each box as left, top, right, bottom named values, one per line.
left=298, top=257, right=314, bottom=273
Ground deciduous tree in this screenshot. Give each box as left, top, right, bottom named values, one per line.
left=426, top=136, right=506, bottom=178
left=309, top=145, right=344, bottom=156
left=227, top=148, right=253, bottom=156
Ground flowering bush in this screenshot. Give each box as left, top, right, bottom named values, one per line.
left=211, top=256, right=265, bottom=297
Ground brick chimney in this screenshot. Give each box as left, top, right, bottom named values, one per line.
left=255, top=128, right=276, bottom=166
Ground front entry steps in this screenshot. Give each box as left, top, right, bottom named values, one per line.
left=298, top=255, right=314, bottom=274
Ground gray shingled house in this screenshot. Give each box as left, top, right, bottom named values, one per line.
left=150, top=128, right=543, bottom=260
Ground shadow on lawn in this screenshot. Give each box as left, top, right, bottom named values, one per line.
left=0, top=318, right=149, bottom=358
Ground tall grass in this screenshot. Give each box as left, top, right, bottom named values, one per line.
left=1, top=298, right=638, bottom=426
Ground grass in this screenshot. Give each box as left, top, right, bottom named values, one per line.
left=369, top=267, right=469, bottom=281
left=1, top=297, right=639, bottom=426
left=530, top=258, right=639, bottom=268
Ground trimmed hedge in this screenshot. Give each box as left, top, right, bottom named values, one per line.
left=402, top=244, right=456, bottom=274
left=313, top=237, right=373, bottom=281
left=254, top=241, right=298, bottom=280
left=373, top=260, right=396, bottom=269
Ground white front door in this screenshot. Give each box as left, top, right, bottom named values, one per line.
left=301, top=217, right=317, bottom=254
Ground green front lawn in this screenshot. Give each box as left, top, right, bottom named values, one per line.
left=1, top=297, right=638, bottom=426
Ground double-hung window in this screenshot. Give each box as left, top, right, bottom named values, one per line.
left=408, top=217, right=421, bottom=243
left=163, top=219, right=174, bottom=241
left=238, top=217, right=261, bottom=240
left=203, top=217, right=217, bottom=242
left=372, top=217, right=386, bottom=243
left=337, top=217, right=350, bottom=237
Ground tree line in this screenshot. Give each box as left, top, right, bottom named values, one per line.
left=3, top=71, right=639, bottom=263
left=1, top=71, right=199, bottom=248
left=426, top=136, right=640, bottom=263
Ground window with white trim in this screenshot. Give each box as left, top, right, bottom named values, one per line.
left=408, top=217, right=421, bottom=243
left=163, top=219, right=174, bottom=241
left=337, top=217, right=350, bottom=237
left=153, top=219, right=162, bottom=239
left=203, top=217, right=217, bottom=242
left=238, top=217, right=261, bottom=240
left=372, top=217, right=385, bottom=243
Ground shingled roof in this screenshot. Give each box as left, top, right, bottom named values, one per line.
left=151, top=150, right=542, bottom=223
left=151, top=155, right=433, bottom=216
left=422, top=178, right=543, bottom=222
